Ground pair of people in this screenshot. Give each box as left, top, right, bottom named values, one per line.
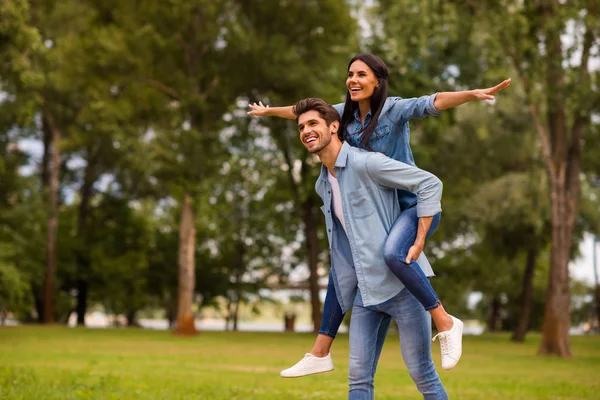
left=249, top=54, right=510, bottom=398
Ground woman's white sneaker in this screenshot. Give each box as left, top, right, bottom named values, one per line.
left=279, top=353, right=334, bottom=378
left=432, top=316, right=463, bottom=370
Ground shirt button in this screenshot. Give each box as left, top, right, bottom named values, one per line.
left=328, top=191, right=331, bottom=194
left=327, top=210, right=330, bottom=213
left=328, top=229, right=331, bottom=232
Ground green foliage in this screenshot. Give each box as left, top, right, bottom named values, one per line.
left=0, top=262, right=31, bottom=317
left=0, top=0, right=44, bottom=125
left=0, top=0, right=597, bottom=334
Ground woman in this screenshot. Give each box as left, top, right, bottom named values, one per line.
left=248, top=54, right=510, bottom=376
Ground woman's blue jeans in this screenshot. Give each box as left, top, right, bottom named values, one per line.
left=319, top=205, right=442, bottom=338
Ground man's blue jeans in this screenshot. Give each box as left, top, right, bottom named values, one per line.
left=348, top=289, right=448, bottom=400
left=319, top=205, right=441, bottom=337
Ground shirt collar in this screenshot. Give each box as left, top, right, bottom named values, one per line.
left=318, top=142, right=351, bottom=182
left=353, top=107, right=371, bottom=122
left=335, top=141, right=351, bottom=168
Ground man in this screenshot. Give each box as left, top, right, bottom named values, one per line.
left=295, top=98, right=448, bottom=399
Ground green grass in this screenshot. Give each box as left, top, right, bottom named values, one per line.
left=1, top=327, right=599, bottom=399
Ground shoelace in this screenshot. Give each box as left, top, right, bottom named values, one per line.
left=432, top=332, right=450, bottom=354
left=298, top=353, right=313, bottom=365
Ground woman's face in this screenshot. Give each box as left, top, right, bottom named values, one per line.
left=346, top=60, right=379, bottom=102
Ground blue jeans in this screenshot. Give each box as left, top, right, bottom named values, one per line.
left=383, top=205, right=441, bottom=311
left=319, top=205, right=441, bottom=337
left=348, top=289, right=448, bottom=400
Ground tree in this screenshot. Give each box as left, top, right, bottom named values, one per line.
left=236, top=0, right=357, bottom=332
left=119, top=0, right=241, bottom=335
left=460, top=0, right=598, bottom=358
left=375, top=0, right=599, bottom=357
left=203, top=108, right=299, bottom=331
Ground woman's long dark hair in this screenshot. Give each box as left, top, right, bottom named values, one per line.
left=339, top=54, right=389, bottom=150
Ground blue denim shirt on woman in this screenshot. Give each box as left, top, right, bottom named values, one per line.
left=316, top=142, right=442, bottom=311
left=333, top=94, right=440, bottom=211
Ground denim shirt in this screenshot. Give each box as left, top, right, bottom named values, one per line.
left=333, top=94, right=440, bottom=211
left=316, top=142, right=443, bottom=311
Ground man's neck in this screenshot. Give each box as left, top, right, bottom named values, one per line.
left=317, top=140, right=343, bottom=177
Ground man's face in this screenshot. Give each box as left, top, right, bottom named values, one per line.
left=297, top=110, right=338, bottom=154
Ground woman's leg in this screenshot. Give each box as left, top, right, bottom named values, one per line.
left=313, top=272, right=345, bottom=356
left=280, top=271, right=344, bottom=377
left=383, top=206, right=449, bottom=325
left=383, top=206, right=463, bottom=370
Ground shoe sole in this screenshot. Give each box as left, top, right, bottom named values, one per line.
left=280, top=367, right=334, bottom=378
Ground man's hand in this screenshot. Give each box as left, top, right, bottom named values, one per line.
left=247, top=101, right=270, bottom=116
left=405, top=240, right=425, bottom=264
left=472, top=78, right=511, bottom=101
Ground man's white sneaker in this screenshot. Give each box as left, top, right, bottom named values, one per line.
left=279, top=353, right=334, bottom=378
left=432, top=315, right=463, bottom=371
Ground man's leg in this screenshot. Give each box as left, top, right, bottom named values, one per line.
left=280, top=273, right=342, bottom=377
left=348, top=301, right=391, bottom=400
left=384, top=289, right=448, bottom=400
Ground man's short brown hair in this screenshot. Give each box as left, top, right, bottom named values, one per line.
left=293, top=98, right=341, bottom=126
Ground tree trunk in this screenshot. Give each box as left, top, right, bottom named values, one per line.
left=174, top=192, right=197, bottom=335
left=225, top=295, right=233, bottom=331
left=594, top=285, right=600, bottom=332
left=512, top=246, right=538, bottom=342
left=593, top=237, right=600, bottom=331
left=539, top=182, right=575, bottom=357
left=166, top=302, right=176, bottom=329
left=231, top=240, right=244, bottom=332
left=486, top=296, right=500, bottom=332
left=75, top=158, right=95, bottom=326
left=126, top=309, right=138, bottom=327
left=75, top=279, right=87, bottom=326
left=42, top=108, right=60, bottom=324
left=303, top=197, right=322, bottom=334
left=232, top=294, right=240, bottom=332
left=33, top=285, right=44, bottom=323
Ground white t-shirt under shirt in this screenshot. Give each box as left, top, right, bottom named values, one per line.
left=327, top=172, right=347, bottom=233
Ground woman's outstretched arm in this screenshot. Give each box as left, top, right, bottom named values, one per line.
left=433, top=78, right=511, bottom=110
left=247, top=101, right=296, bottom=119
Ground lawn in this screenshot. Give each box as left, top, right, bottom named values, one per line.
left=1, top=326, right=599, bottom=399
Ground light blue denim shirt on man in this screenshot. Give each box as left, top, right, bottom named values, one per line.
left=333, top=94, right=440, bottom=211
left=316, top=142, right=443, bottom=311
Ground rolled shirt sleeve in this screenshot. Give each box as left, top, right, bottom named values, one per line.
left=387, top=94, right=441, bottom=123
left=365, top=152, right=442, bottom=217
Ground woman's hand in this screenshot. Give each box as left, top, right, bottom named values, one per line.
left=472, top=78, right=511, bottom=101
left=405, top=240, right=425, bottom=264
left=247, top=101, right=271, bottom=116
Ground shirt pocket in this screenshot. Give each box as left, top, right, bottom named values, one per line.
left=370, top=124, right=393, bottom=155
left=373, top=124, right=390, bottom=139
left=347, top=187, right=378, bottom=247
left=347, top=187, right=376, bottom=219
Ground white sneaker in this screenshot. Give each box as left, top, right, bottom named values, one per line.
left=279, top=353, right=334, bottom=378
left=432, top=315, right=463, bottom=371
